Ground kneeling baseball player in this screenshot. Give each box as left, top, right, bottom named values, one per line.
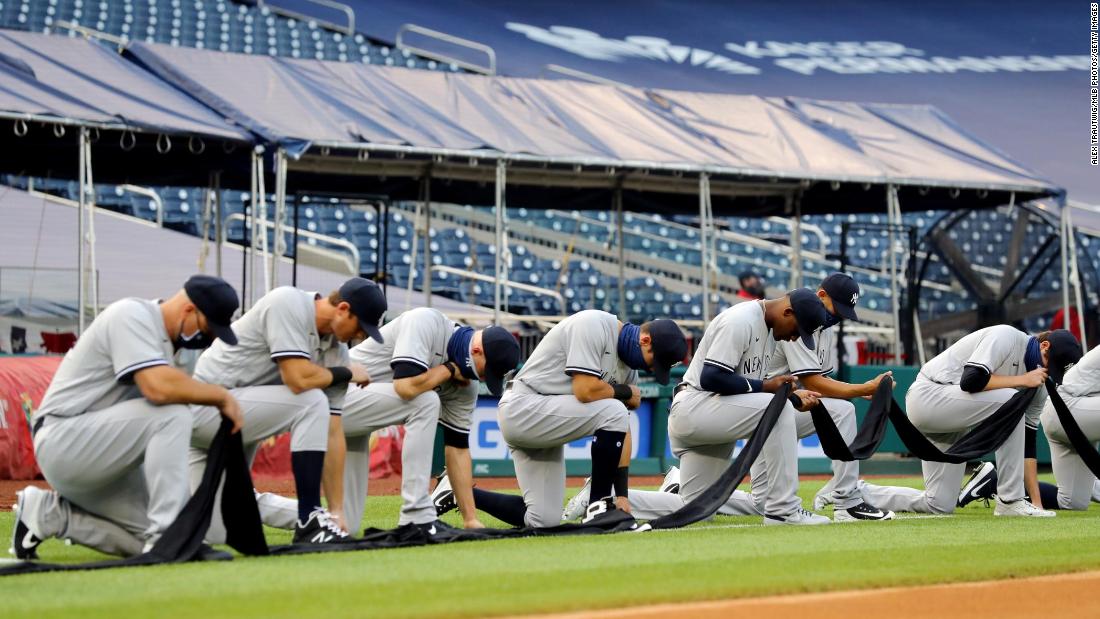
left=12, top=276, right=242, bottom=559
left=190, top=278, right=385, bottom=544
left=257, top=307, right=520, bottom=538
left=861, top=326, right=1081, bottom=517
left=719, top=273, right=894, bottom=522
left=453, top=310, right=686, bottom=528
left=624, top=289, right=830, bottom=525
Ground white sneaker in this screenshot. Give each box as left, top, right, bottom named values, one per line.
left=813, top=493, right=834, bottom=512
left=993, top=497, right=1056, bottom=518
left=659, top=467, right=681, bottom=494
left=763, top=507, right=831, bottom=526
left=1092, top=479, right=1100, bottom=504
left=431, top=471, right=457, bottom=516
left=561, top=477, right=591, bottom=521
left=10, top=487, right=46, bottom=560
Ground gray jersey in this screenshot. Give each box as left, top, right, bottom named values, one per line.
left=194, top=286, right=348, bottom=413
left=1058, top=343, right=1100, bottom=398
left=683, top=301, right=774, bottom=389
left=767, top=326, right=837, bottom=378
left=514, top=310, right=637, bottom=395
left=36, top=298, right=173, bottom=421
left=919, top=325, right=1029, bottom=385
left=349, top=307, right=453, bottom=383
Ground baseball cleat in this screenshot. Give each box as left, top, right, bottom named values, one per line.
left=659, top=466, right=681, bottom=494
left=582, top=497, right=639, bottom=530
left=1092, top=479, right=1100, bottom=504
left=834, top=501, right=895, bottom=522
left=194, top=544, right=234, bottom=562
left=431, top=470, right=457, bottom=516
left=10, top=488, right=44, bottom=560
left=763, top=507, right=831, bottom=526
left=561, top=477, right=592, bottom=521
left=958, top=462, right=997, bottom=508
left=416, top=519, right=461, bottom=543
left=813, top=493, right=835, bottom=512
left=993, top=497, right=1056, bottom=518
left=293, top=508, right=350, bottom=544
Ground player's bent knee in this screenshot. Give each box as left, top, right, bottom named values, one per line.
left=1062, top=494, right=1089, bottom=511
left=410, top=389, right=441, bottom=415
left=593, top=399, right=629, bottom=433
left=927, top=495, right=957, bottom=515
left=157, top=404, right=192, bottom=431
left=525, top=505, right=559, bottom=529
left=291, top=388, right=329, bottom=415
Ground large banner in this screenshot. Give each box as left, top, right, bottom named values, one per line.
left=0, top=356, right=61, bottom=479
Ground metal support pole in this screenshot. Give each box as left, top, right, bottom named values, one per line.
left=789, top=193, right=802, bottom=289
left=406, top=181, right=423, bottom=308
left=1060, top=199, right=1071, bottom=326
left=214, top=172, right=223, bottom=278
left=494, top=160, right=506, bottom=323
left=698, top=173, right=711, bottom=323
left=615, top=184, right=625, bottom=319
left=887, top=185, right=902, bottom=364
left=77, top=127, right=87, bottom=334
left=291, top=193, right=300, bottom=286
left=423, top=172, right=433, bottom=307
left=837, top=221, right=849, bottom=375
left=270, top=148, right=287, bottom=291
left=83, top=134, right=98, bottom=320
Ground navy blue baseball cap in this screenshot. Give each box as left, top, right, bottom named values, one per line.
left=481, top=326, right=521, bottom=396
left=1045, top=329, right=1083, bottom=385
left=339, top=278, right=387, bottom=344
left=821, top=272, right=860, bottom=321
left=646, top=319, right=688, bottom=385
left=788, top=288, right=829, bottom=349
left=184, top=275, right=239, bottom=345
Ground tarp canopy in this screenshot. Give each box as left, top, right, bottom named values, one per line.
left=0, top=30, right=250, bottom=140
left=127, top=41, right=1056, bottom=195
left=284, top=0, right=1093, bottom=204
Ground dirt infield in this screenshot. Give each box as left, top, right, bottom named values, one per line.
left=524, top=570, right=1100, bottom=619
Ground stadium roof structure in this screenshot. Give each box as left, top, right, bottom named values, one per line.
left=124, top=40, right=1061, bottom=216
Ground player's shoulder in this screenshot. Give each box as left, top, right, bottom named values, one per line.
left=564, top=309, right=616, bottom=331
left=402, top=306, right=447, bottom=324
left=980, top=324, right=1027, bottom=341
left=264, top=285, right=310, bottom=305
left=100, top=297, right=157, bottom=325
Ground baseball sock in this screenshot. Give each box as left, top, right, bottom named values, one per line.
left=1037, top=481, right=1062, bottom=510
left=613, top=466, right=629, bottom=498
left=291, top=450, right=325, bottom=523
left=590, top=430, right=626, bottom=502
left=471, top=489, right=527, bottom=527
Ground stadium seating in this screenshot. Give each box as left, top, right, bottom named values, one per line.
left=0, top=0, right=457, bottom=69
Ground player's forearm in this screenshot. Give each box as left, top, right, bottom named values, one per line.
left=800, top=374, right=867, bottom=399
left=619, top=431, right=632, bottom=467
left=394, top=366, right=453, bottom=400
left=322, top=415, right=347, bottom=529
left=279, top=358, right=338, bottom=394
left=984, top=374, right=1027, bottom=391
left=572, top=378, right=615, bottom=403
left=444, top=446, right=479, bottom=527
left=138, top=366, right=231, bottom=407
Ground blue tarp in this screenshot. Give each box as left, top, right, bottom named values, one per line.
left=273, top=0, right=1092, bottom=203
left=126, top=40, right=1057, bottom=196
left=0, top=30, right=251, bottom=140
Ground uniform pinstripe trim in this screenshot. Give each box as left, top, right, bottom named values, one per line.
left=115, top=358, right=168, bottom=379
left=564, top=366, right=602, bottom=377
left=329, top=410, right=343, bottom=416
left=964, top=361, right=992, bottom=373
left=270, top=350, right=311, bottom=360
left=391, top=356, right=429, bottom=369
left=438, top=419, right=470, bottom=434
left=789, top=367, right=825, bottom=376
left=703, top=358, right=737, bottom=373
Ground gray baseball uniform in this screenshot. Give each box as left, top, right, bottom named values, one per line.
left=627, top=301, right=803, bottom=522
left=257, top=307, right=476, bottom=529
left=861, top=325, right=1038, bottom=513
left=499, top=310, right=634, bottom=527
left=1041, top=344, right=1100, bottom=510
left=190, top=286, right=337, bottom=540
left=26, top=298, right=190, bottom=557
left=721, top=326, right=862, bottom=515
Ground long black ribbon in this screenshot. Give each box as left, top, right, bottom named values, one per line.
left=1043, top=379, right=1100, bottom=479
left=647, top=384, right=792, bottom=530
left=0, top=419, right=267, bottom=576
left=813, top=377, right=1037, bottom=463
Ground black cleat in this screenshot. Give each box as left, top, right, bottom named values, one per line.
left=958, top=462, right=997, bottom=508
left=834, top=501, right=895, bottom=522
left=431, top=471, right=457, bottom=517
left=416, top=519, right=462, bottom=543
left=293, top=508, right=350, bottom=545
left=582, top=497, right=639, bottom=530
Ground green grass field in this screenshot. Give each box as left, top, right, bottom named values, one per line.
left=3, top=475, right=1099, bottom=618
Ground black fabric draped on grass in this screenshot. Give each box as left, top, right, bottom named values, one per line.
left=0, top=385, right=805, bottom=573
left=1043, top=379, right=1100, bottom=479
left=0, top=419, right=268, bottom=577
left=810, top=376, right=1038, bottom=463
